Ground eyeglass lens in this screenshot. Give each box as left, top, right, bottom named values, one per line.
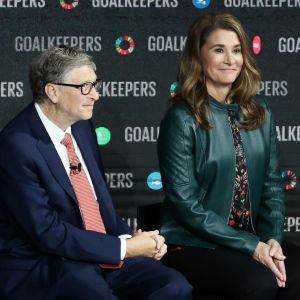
left=81, top=80, right=102, bottom=95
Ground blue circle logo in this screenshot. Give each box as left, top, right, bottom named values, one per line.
left=192, top=0, right=211, bottom=9
left=147, top=172, right=162, bottom=190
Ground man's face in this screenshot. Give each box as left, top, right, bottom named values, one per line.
left=54, top=65, right=99, bottom=128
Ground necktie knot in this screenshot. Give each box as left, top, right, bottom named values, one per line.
left=61, top=133, right=73, bottom=148
left=61, top=133, right=79, bottom=170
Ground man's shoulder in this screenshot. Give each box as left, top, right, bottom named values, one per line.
left=0, top=103, right=41, bottom=157
left=0, top=102, right=35, bottom=136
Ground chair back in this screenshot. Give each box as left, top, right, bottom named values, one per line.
left=137, top=202, right=162, bottom=231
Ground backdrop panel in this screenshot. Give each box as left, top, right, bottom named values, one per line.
left=0, top=0, right=299, bottom=245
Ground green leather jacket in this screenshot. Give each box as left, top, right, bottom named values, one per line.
left=157, top=96, right=285, bottom=256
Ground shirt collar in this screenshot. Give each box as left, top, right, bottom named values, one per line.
left=208, top=95, right=239, bottom=112
left=34, top=102, right=72, bottom=147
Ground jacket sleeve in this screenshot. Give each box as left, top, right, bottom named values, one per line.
left=158, top=107, right=260, bottom=255
left=0, top=134, right=122, bottom=265
left=255, top=100, right=285, bottom=244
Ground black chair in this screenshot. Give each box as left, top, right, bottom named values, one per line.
left=137, top=202, right=162, bottom=231
left=137, top=202, right=222, bottom=300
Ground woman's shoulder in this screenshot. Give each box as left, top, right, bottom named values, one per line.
left=163, top=100, right=196, bottom=126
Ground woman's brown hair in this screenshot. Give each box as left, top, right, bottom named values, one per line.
left=174, top=13, right=265, bottom=130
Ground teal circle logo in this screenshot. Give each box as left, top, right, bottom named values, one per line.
left=147, top=172, right=162, bottom=190
left=170, top=81, right=178, bottom=97
left=192, top=0, right=211, bottom=9
left=115, top=35, right=135, bottom=55
left=59, top=0, right=79, bottom=10
left=95, top=127, right=111, bottom=145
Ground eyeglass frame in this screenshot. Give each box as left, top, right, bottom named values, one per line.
left=51, top=78, right=103, bottom=95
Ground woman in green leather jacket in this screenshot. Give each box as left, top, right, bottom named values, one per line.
left=158, top=13, right=300, bottom=299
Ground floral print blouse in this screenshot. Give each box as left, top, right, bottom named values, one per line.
left=227, top=110, right=253, bottom=232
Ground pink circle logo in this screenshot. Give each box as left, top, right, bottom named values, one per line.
left=252, top=35, right=262, bottom=55
left=59, top=0, right=79, bottom=10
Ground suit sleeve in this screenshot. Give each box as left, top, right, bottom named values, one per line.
left=158, top=108, right=260, bottom=255
left=0, top=134, right=122, bottom=265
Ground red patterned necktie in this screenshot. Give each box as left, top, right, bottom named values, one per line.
left=61, top=133, right=123, bottom=269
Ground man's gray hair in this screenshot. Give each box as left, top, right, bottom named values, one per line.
left=29, top=45, right=96, bottom=103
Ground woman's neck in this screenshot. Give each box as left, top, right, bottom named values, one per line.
left=206, top=82, right=232, bottom=104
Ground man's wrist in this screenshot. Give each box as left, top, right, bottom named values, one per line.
left=119, top=234, right=132, bottom=260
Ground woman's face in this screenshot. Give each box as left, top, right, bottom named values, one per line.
left=200, top=29, right=244, bottom=92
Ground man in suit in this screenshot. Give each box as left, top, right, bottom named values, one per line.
left=0, top=46, right=192, bottom=300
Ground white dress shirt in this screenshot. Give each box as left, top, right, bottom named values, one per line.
left=35, top=103, right=128, bottom=260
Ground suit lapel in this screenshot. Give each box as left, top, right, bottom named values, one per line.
left=37, top=141, right=77, bottom=202
left=27, top=104, right=77, bottom=202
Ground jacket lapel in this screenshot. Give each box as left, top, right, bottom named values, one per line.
left=37, top=141, right=77, bottom=202
left=27, top=104, right=77, bottom=202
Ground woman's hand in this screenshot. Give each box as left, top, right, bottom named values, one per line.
left=267, top=239, right=285, bottom=260
left=267, top=239, right=287, bottom=287
left=252, top=241, right=286, bottom=287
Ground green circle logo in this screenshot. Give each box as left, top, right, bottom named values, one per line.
left=95, top=127, right=111, bottom=145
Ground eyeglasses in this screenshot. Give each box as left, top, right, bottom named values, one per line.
left=52, top=79, right=103, bottom=95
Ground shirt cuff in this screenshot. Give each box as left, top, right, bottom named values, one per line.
left=119, top=234, right=132, bottom=260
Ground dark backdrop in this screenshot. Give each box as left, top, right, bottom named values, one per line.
left=0, top=0, right=299, bottom=245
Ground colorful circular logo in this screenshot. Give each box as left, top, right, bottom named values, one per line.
left=147, top=172, right=162, bottom=190
left=170, top=81, right=178, bottom=97
left=281, top=169, right=297, bottom=190
left=95, top=127, right=111, bottom=145
left=192, top=0, right=211, bottom=9
left=115, top=35, right=135, bottom=55
left=252, top=35, right=262, bottom=55
left=59, top=0, right=79, bottom=10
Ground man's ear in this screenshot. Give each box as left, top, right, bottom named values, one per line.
left=44, top=83, right=59, bottom=104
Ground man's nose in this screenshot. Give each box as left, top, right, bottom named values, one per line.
left=90, top=85, right=100, bottom=101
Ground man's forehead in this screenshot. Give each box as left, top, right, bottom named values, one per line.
left=64, top=65, right=97, bottom=82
